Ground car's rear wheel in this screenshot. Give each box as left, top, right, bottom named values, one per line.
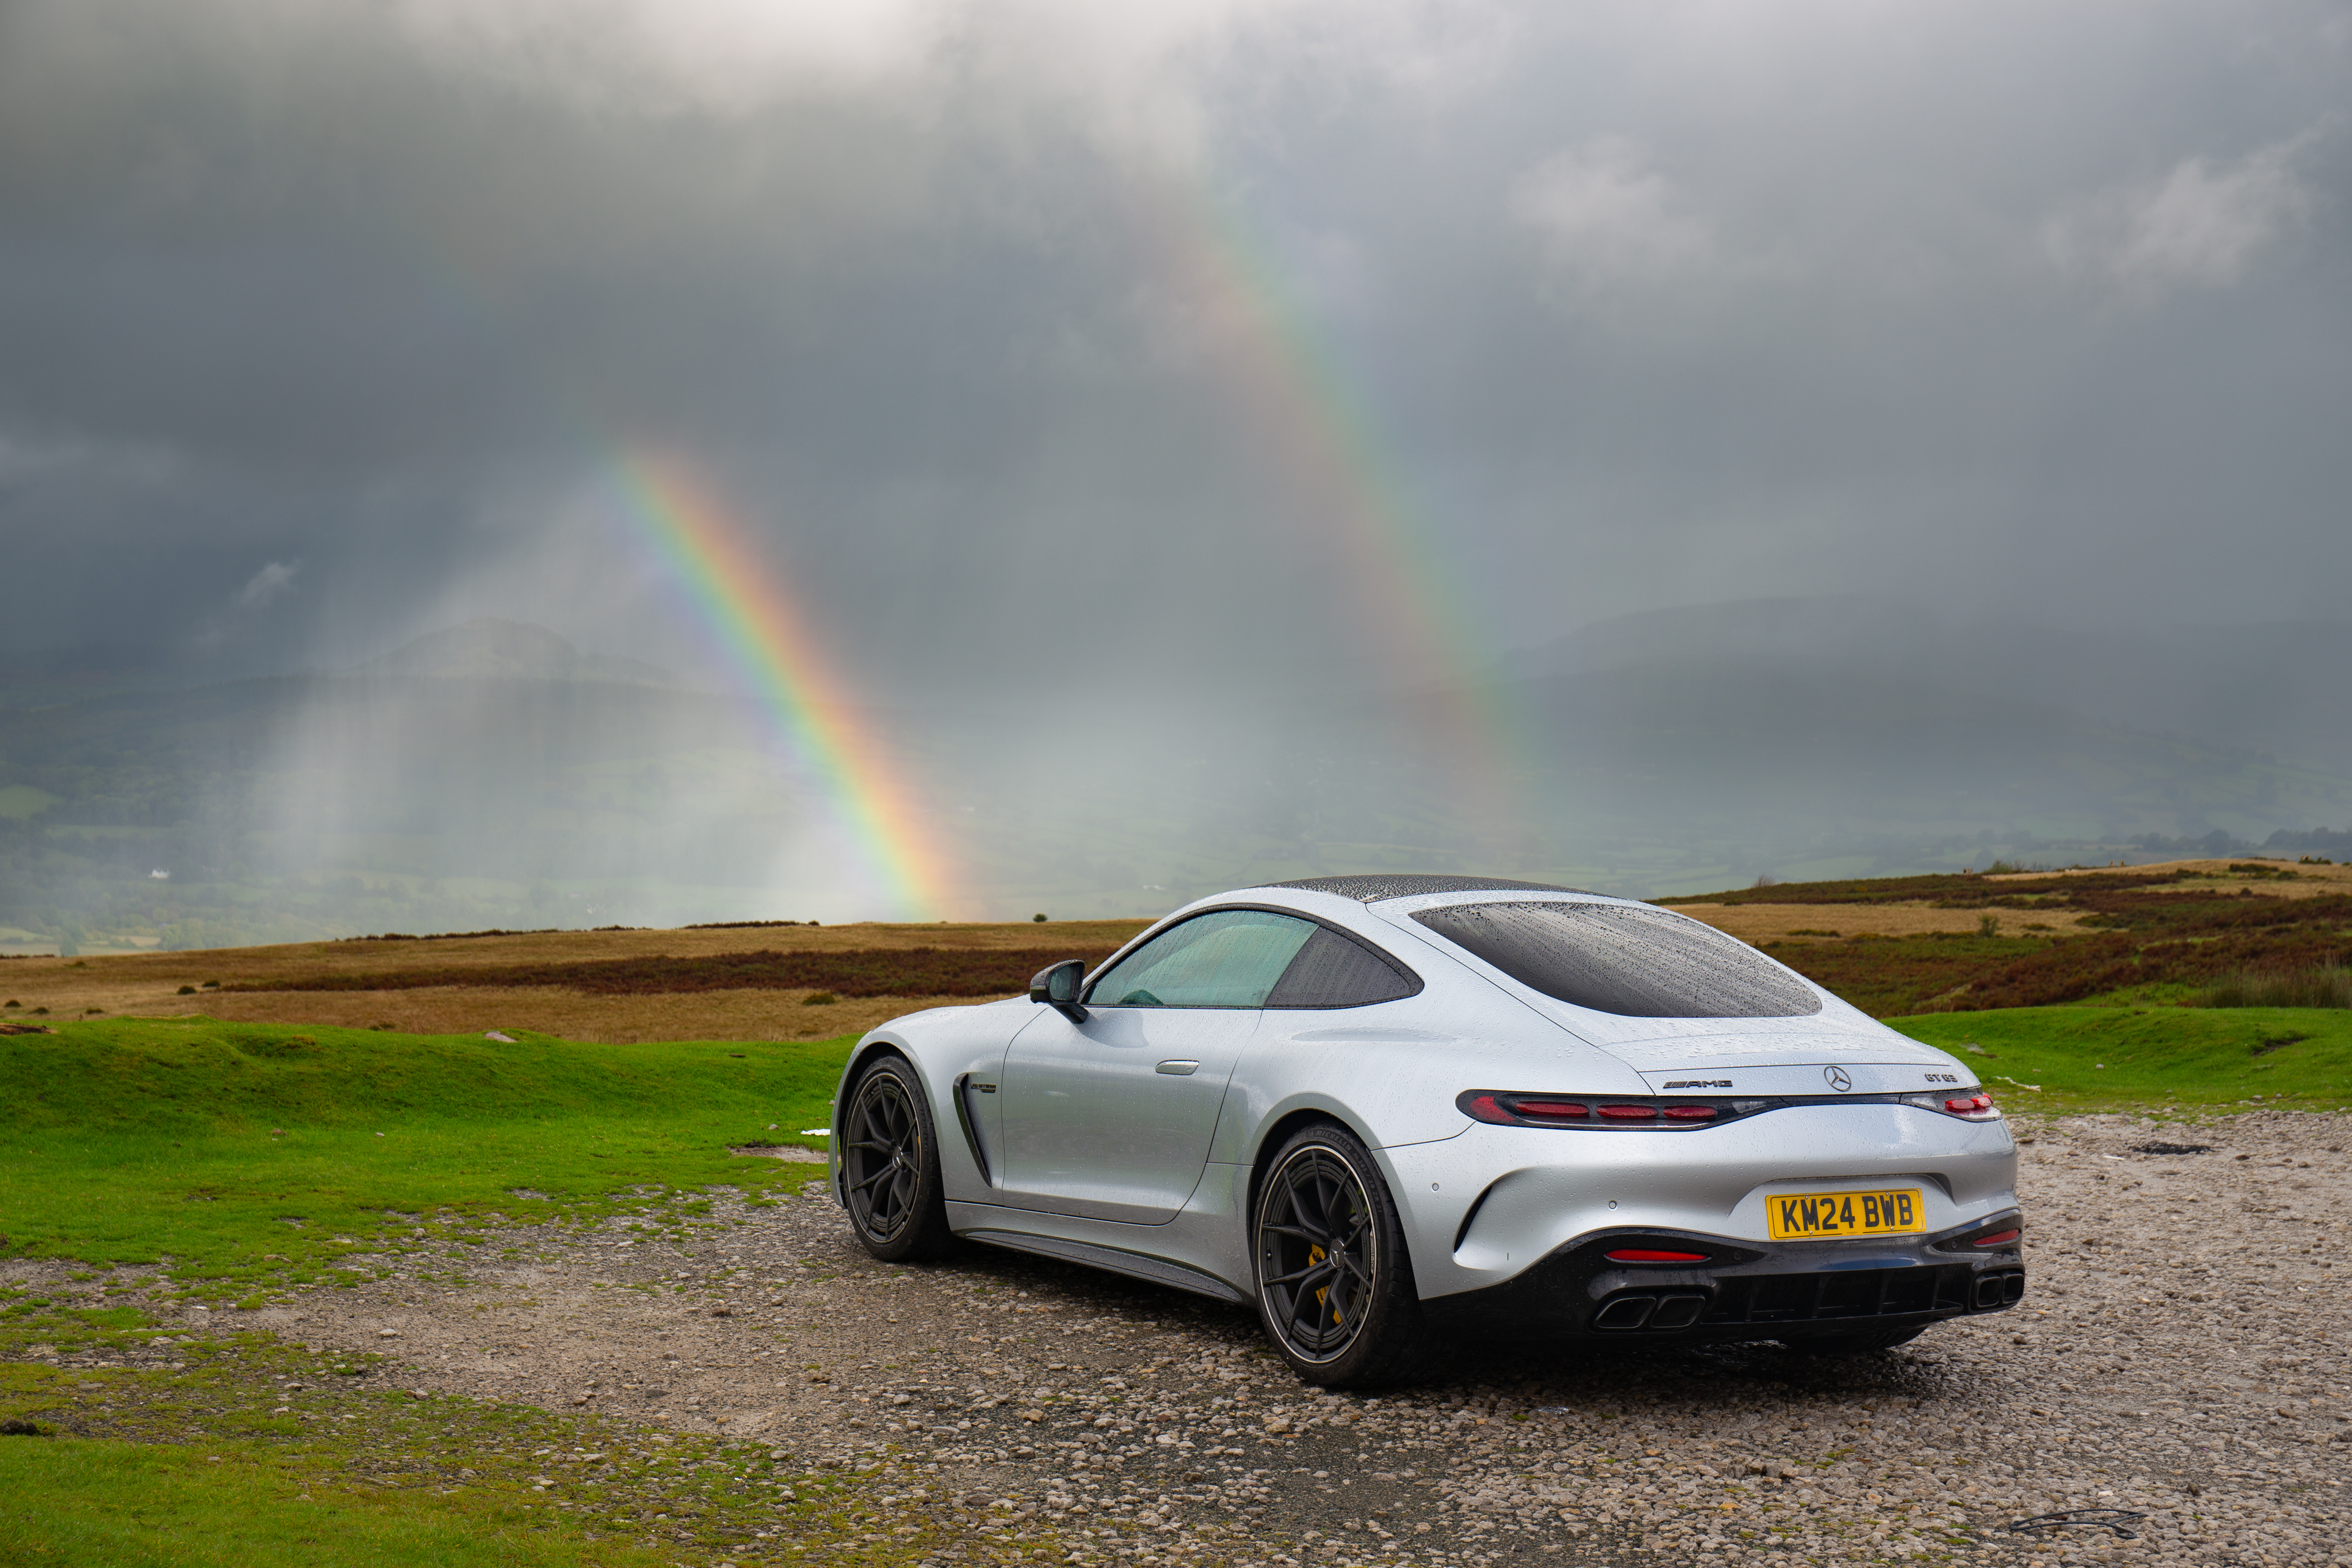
left=1780, top=1324, right=1929, bottom=1355
left=1252, top=1122, right=1445, bottom=1388
left=840, top=1056, right=956, bottom=1262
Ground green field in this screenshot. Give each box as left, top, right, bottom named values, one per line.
left=1890, top=1005, right=2352, bottom=1117
left=0, top=1323, right=948, bottom=1568
left=0, top=1019, right=936, bottom=1568
left=0, top=1018, right=854, bottom=1291
left=5, top=1007, right=2347, bottom=1564
left=7, top=1008, right=2348, bottom=1289
left=0, top=1419, right=676, bottom=1568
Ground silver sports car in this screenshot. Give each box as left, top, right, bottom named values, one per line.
left=826, top=874, right=2024, bottom=1387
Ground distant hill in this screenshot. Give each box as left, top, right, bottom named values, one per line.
left=1499, top=597, right=2352, bottom=776
left=1, top=602, right=2349, bottom=947
left=1485, top=657, right=2349, bottom=846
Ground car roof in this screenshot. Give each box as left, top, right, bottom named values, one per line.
left=1262, top=873, right=1602, bottom=903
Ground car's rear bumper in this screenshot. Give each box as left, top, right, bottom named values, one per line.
left=1419, top=1211, right=2025, bottom=1342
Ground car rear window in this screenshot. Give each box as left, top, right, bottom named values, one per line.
left=1410, top=901, right=1822, bottom=1018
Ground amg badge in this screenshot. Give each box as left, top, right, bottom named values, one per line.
left=1662, top=1079, right=1733, bottom=1090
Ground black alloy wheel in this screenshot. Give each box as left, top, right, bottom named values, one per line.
left=1252, top=1122, right=1444, bottom=1388
left=841, top=1056, right=956, bottom=1262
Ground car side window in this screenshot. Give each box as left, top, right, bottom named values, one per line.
left=1088, top=910, right=1318, bottom=1008
left=1265, top=927, right=1422, bottom=1008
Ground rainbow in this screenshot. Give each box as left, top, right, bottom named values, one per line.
left=614, top=451, right=955, bottom=919
left=1145, top=175, right=1522, bottom=792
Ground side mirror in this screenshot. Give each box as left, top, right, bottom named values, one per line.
left=1028, top=959, right=1089, bottom=1022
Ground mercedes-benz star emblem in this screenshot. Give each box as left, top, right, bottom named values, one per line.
left=1824, top=1066, right=1853, bottom=1092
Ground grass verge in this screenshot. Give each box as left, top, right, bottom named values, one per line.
left=0, top=1428, right=676, bottom=1568
left=0, top=1294, right=975, bottom=1568
left=0, top=1019, right=857, bottom=1298
left=0, top=1018, right=1096, bottom=1568
left=1888, top=1004, right=2352, bottom=1117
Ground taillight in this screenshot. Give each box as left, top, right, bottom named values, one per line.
left=1464, top=1093, right=1514, bottom=1125
left=1469, top=1086, right=2003, bottom=1130
left=1454, top=1091, right=1758, bottom=1130
left=1971, top=1228, right=2021, bottom=1248
left=1605, top=1248, right=1710, bottom=1264
left=1899, top=1090, right=2001, bottom=1121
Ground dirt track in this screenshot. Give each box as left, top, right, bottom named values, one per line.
left=16, top=1110, right=2346, bottom=1566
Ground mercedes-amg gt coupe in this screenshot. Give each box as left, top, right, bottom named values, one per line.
left=825, top=874, right=2024, bottom=1387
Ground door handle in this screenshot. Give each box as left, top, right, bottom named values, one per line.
left=1155, top=1060, right=1200, bottom=1076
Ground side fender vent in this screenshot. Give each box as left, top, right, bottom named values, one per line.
left=1451, top=1182, right=1499, bottom=1253
left=952, top=1073, right=993, bottom=1186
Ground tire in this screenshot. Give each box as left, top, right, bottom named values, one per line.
left=1779, top=1324, right=1929, bottom=1355
left=839, top=1055, right=957, bottom=1263
left=1251, top=1121, right=1446, bottom=1389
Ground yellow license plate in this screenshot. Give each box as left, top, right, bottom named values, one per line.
left=1768, top=1188, right=1925, bottom=1240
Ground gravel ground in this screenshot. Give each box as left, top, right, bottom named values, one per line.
left=10, top=1110, right=2349, bottom=1567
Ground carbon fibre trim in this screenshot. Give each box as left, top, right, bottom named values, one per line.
left=963, top=1230, right=1248, bottom=1304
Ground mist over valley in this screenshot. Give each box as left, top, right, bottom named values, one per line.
left=4, top=601, right=2346, bottom=955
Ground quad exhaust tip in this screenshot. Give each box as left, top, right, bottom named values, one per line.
left=1973, top=1271, right=2027, bottom=1308
left=1651, top=1294, right=1707, bottom=1329
left=1593, top=1292, right=1708, bottom=1331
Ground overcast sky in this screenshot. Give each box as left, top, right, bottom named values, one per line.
left=2, top=0, right=2346, bottom=706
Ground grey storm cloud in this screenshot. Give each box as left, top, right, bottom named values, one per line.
left=0, top=0, right=2347, bottom=690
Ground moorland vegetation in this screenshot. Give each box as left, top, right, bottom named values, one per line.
left=6, top=859, right=2351, bottom=1563
left=1664, top=861, right=2352, bottom=1016
left=219, top=947, right=1096, bottom=1000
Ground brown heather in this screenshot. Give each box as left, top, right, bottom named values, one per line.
left=221, top=947, right=1098, bottom=999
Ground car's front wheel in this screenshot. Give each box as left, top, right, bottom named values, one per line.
left=1252, top=1122, right=1445, bottom=1388
left=840, top=1055, right=956, bottom=1262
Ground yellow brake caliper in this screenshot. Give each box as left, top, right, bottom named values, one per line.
left=1308, top=1244, right=1342, bottom=1326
